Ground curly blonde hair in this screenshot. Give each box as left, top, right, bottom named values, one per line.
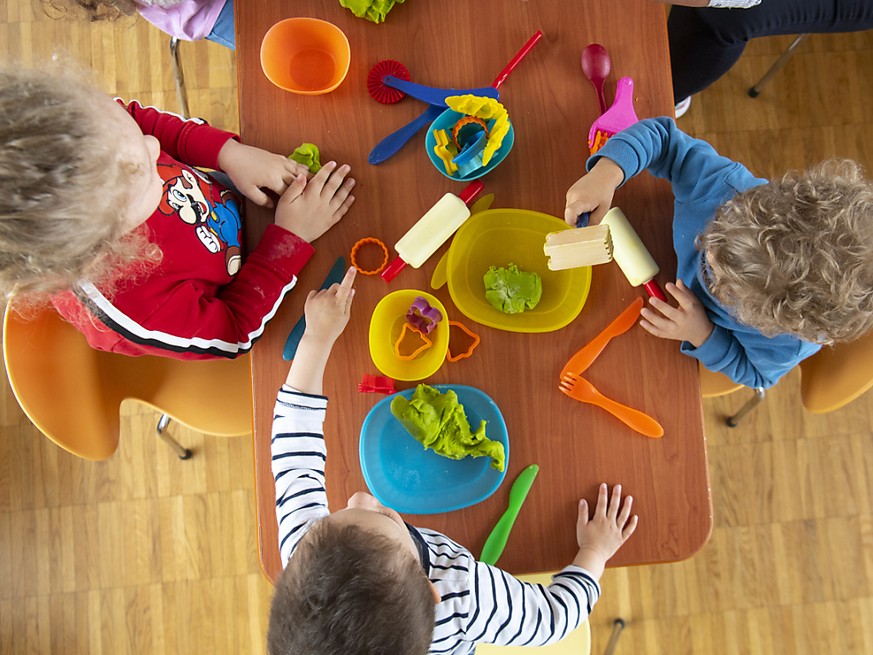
left=0, top=65, right=160, bottom=307
left=698, top=159, right=873, bottom=344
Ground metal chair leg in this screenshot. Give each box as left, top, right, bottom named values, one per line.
left=726, top=387, right=766, bottom=427
left=169, top=37, right=190, bottom=117
left=603, top=618, right=625, bottom=655
left=156, top=414, right=193, bottom=459
left=748, top=34, right=808, bottom=98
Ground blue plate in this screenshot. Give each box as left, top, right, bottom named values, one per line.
left=359, top=384, right=509, bottom=514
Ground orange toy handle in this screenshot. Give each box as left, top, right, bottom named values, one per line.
left=589, top=393, right=663, bottom=438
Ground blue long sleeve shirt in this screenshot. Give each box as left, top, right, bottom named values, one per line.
left=588, top=117, right=820, bottom=388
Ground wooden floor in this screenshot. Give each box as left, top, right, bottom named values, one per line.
left=1, top=3, right=872, bottom=653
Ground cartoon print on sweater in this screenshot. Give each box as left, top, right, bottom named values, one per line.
left=157, top=164, right=243, bottom=275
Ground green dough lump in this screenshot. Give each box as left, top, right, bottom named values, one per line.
left=483, top=263, right=542, bottom=314
left=339, top=0, right=406, bottom=23
left=289, top=143, right=322, bottom=173
left=390, top=384, right=505, bottom=472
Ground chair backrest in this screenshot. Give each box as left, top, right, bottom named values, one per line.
left=799, top=332, right=873, bottom=413
left=698, top=361, right=745, bottom=398
left=3, top=303, right=253, bottom=460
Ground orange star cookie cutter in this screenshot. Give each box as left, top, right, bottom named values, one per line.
left=350, top=237, right=389, bottom=276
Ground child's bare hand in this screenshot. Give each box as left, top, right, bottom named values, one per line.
left=564, top=158, right=624, bottom=226
left=640, top=279, right=714, bottom=348
left=573, top=483, right=637, bottom=579
left=302, top=267, right=356, bottom=345
left=217, top=140, right=310, bottom=207
left=274, top=161, right=356, bottom=242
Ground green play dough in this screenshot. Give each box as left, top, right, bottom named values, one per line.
left=483, top=263, right=542, bottom=314
left=288, top=143, right=322, bottom=173
left=390, top=384, right=505, bottom=472
left=339, top=0, right=406, bottom=23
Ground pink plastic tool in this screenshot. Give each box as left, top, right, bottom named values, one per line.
left=588, top=76, right=639, bottom=154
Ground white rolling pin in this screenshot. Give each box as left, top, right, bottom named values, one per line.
left=381, top=181, right=484, bottom=282
left=601, top=207, right=667, bottom=301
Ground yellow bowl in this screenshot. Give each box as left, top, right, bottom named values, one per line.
left=431, top=208, right=591, bottom=332
left=369, top=290, right=449, bottom=381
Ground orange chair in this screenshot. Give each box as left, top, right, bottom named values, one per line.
left=699, top=363, right=766, bottom=427
left=700, top=331, right=873, bottom=425
left=799, top=331, right=873, bottom=413
left=3, top=303, right=253, bottom=461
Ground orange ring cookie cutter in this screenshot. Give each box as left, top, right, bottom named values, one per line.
left=452, top=115, right=489, bottom=149
left=447, top=320, right=481, bottom=362
left=350, top=237, right=389, bottom=276
left=393, top=323, right=433, bottom=360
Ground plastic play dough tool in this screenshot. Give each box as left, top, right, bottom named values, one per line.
left=588, top=76, right=639, bottom=154
left=544, top=224, right=613, bottom=271
left=381, top=181, right=484, bottom=282
left=283, top=256, right=346, bottom=360
left=559, top=373, right=664, bottom=438
left=480, top=464, right=540, bottom=565
left=560, top=298, right=643, bottom=378
left=601, top=208, right=667, bottom=302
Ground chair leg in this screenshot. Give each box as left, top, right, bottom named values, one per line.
left=748, top=34, right=808, bottom=98
left=726, top=387, right=766, bottom=427
left=169, top=37, right=191, bottom=117
left=156, top=414, right=193, bottom=460
left=602, top=618, right=625, bottom=655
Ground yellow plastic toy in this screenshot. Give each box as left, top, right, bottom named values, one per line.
left=369, top=289, right=449, bottom=381
left=432, top=129, right=459, bottom=175
left=446, top=94, right=510, bottom=166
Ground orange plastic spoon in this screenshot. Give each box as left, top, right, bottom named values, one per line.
left=559, top=373, right=664, bottom=438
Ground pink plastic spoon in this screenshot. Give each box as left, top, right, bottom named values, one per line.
left=581, top=43, right=611, bottom=114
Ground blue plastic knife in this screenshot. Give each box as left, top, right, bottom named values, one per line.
left=282, top=256, right=346, bottom=361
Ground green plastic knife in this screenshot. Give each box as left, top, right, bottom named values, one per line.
left=479, top=464, right=540, bottom=565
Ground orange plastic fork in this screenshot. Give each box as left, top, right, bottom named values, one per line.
left=559, top=372, right=664, bottom=438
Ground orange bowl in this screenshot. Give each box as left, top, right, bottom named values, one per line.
left=260, top=17, right=351, bottom=95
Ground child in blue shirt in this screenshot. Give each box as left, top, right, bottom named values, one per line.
left=565, top=117, right=873, bottom=388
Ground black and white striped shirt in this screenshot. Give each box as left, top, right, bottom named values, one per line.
left=272, top=386, right=601, bottom=654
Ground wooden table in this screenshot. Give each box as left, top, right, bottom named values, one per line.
left=237, top=0, right=711, bottom=583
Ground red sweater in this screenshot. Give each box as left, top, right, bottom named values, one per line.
left=53, top=101, right=314, bottom=360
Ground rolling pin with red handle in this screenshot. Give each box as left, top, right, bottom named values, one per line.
left=601, top=207, right=667, bottom=301
left=381, top=181, right=484, bottom=282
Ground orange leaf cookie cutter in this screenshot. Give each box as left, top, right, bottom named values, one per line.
left=350, top=237, right=389, bottom=276
left=447, top=320, right=481, bottom=362
left=393, top=323, right=433, bottom=360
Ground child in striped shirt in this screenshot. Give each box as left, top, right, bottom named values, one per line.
left=266, top=267, right=638, bottom=655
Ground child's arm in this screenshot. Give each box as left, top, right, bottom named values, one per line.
left=564, top=117, right=762, bottom=226
left=464, top=484, right=636, bottom=647
left=271, top=268, right=356, bottom=565
left=122, top=100, right=314, bottom=208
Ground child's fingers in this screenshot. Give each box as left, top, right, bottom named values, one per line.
left=647, top=296, right=680, bottom=321
left=666, top=281, right=695, bottom=309
left=622, top=515, right=639, bottom=541
left=244, top=184, right=272, bottom=207
left=577, top=499, right=589, bottom=526
left=320, top=164, right=351, bottom=199
left=285, top=159, right=311, bottom=179
left=279, top=174, right=307, bottom=205
left=639, top=319, right=670, bottom=339
left=305, top=161, right=338, bottom=195
left=617, top=495, right=633, bottom=527
left=339, top=266, right=357, bottom=290
left=607, top=484, right=622, bottom=519
left=640, top=308, right=675, bottom=332
left=329, top=177, right=356, bottom=210
left=333, top=195, right=356, bottom=222
left=594, top=483, right=608, bottom=517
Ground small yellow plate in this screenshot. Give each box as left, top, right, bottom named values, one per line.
left=369, top=290, right=449, bottom=381
left=431, top=209, right=592, bottom=333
